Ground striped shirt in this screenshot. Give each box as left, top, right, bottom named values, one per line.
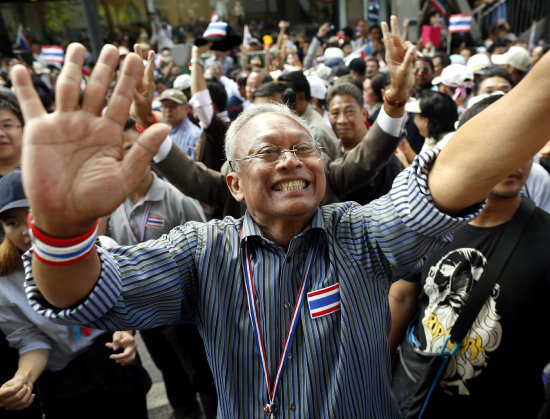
left=24, top=150, right=481, bottom=418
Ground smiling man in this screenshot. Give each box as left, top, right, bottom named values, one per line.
left=0, top=93, right=23, bottom=178
left=12, top=16, right=550, bottom=419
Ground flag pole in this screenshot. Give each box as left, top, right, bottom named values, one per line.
left=446, top=31, right=451, bottom=55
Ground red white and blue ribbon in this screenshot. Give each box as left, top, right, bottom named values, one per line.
left=241, top=237, right=319, bottom=407
left=119, top=201, right=152, bottom=243
left=28, top=214, right=99, bottom=266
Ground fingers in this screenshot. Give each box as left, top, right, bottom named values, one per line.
left=390, top=15, right=401, bottom=41
left=381, top=21, right=391, bottom=56
left=133, top=43, right=143, bottom=58
left=11, top=65, right=47, bottom=122
left=104, top=53, right=144, bottom=127
left=81, top=45, right=119, bottom=115
left=55, top=43, right=87, bottom=112
left=121, top=124, right=170, bottom=186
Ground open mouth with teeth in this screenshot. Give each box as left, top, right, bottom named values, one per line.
left=272, top=180, right=308, bottom=191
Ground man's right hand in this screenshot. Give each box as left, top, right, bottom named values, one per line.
left=12, top=43, right=170, bottom=237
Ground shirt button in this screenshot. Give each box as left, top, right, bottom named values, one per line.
left=284, top=301, right=291, bottom=309
left=289, top=403, right=296, bottom=411
left=288, top=352, right=292, bottom=359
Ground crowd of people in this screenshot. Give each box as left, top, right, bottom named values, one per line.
left=1, top=7, right=550, bottom=419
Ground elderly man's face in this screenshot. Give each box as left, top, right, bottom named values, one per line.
left=227, top=113, right=325, bottom=226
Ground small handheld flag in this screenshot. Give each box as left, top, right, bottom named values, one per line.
left=449, top=14, right=472, bottom=33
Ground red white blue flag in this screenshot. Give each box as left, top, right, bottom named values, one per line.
left=16, top=24, right=31, bottom=52
left=307, top=283, right=341, bottom=319
left=243, top=24, right=253, bottom=47
left=210, top=12, right=220, bottom=22
left=146, top=216, right=164, bottom=228
left=41, top=46, right=64, bottom=65
left=449, top=14, right=472, bottom=33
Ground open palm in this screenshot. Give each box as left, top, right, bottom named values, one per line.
left=12, top=44, right=169, bottom=235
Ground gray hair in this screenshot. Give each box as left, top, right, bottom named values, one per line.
left=225, top=103, right=315, bottom=172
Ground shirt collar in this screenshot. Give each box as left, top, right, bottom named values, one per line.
left=142, top=172, right=166, bottom=203
left=239, top=208, right=327, bottom=244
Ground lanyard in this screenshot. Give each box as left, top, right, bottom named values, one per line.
left=119, top=201, right=152, bottom=244
left=241, top=237, right=319, bottom=417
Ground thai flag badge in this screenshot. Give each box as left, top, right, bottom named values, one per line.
left=307, top=283, right=341, bottom=319
left=146, top=216, right=165, bottom=228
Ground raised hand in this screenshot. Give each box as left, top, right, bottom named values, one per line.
left=130, top=45, right=156, bottom=129
left=12, top=43, right=170, bottom=237
left=381, top=15, right=416, bottom=103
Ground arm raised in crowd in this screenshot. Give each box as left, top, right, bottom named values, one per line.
left=12, top=44, right=169, bottom=308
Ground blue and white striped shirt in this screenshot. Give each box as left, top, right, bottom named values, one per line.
left=24, top=150, right=481, bottom=418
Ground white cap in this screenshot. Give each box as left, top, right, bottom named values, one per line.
left=173, top=74, right=191, bottom=91
left=318, top=47, right=344, bottom=61
left=467, top=53, right=492, bottom=75
left=307, top=75, right=327, bottom=100
left=432, top=64, right=474, bottom=87
left=491, top=46, right=530, bottom=72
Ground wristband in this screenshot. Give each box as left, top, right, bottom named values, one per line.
left=190, top=58, right=204, bottom=69
left=383, top=90, right=409, bottom=108
left=136, top=113, right=158, bottom=133
left=28, top=213, right=99, bottom=266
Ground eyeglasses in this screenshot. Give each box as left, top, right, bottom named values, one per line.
left=414, top=68, right=431, bottom=74
left=0, top=123, right=22, bottom=131
left=229, top=142, right=323, bottom=171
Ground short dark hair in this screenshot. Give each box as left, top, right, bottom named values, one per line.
left=458, top=94, right=502, bottom=129
left=0, top=93, right=23, bottom=126
left=418, top=90, right=457, bottom=139
left=476, top=67, right=514, bottom=94
left=433, top=52, right=451, bottom=68
left=278, top=71, right=311, bottom=101
left=370, top=72, right=390, bottom=103
left=415, top=56, right=434, bottom=72
left=206, top=77, right=228, bottom=112
left=333, top=74, right=363, bottom=92
left=327, top=82, right=363, bottom=108
left=253, top=81, right=288, bottom=99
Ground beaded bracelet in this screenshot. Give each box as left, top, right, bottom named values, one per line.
left=382, top=89, right=409, bottom=108
left=28, top=213, right=99, bottom=266
left=135, top=113, right=158, bottom=133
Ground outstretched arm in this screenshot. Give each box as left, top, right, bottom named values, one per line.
left=12, top=43, right=170, bottom=308
left=428, top=49, right=550, bottom=213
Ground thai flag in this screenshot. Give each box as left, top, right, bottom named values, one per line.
left=307, top=283, right=341, bottom=319
left=210, top=12, right=220, bottom=22
left=154, top=54, right=163, bottom=69
left=203, top=22, right=227, bottom=39
left=41, top=46, right=64, bottom=65
left=146, top=216, right=164, bottom=228
left=429, top=0, right=446, bottom=16
left=243, top=24, right=253, bottom=47
left=449, top=14, right=472, bottom=33
left=16, top=24, right=31, bottom=52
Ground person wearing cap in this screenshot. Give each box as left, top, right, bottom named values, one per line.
left=15, top=16, right=550, bottom=418
left=432, top=63, right=475, bottom=112
left=466, top=53, right=492, bottom=85
left=491, top=45, right=530, bottom=84
left=173, top=74, right=192, bottom=102
left=159, top=88, right=202, bottom=160
left=0, top=170, right=151, bottom=418
left=306, top=75, right=328, bottom=119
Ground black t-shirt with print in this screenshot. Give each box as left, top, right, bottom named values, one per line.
left=411, top=202, right=550, bottom=418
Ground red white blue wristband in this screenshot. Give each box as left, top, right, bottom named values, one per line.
left=28, top=213, right=99, bottom=266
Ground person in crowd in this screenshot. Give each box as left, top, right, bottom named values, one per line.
left=432, top=52, right=451, bottom=77
left=278, top=70, right=338, bottom=159
left=347, top=57, right=367, bottom=82
left=365, top=72, right=390, bottom=125
left=226, top=70, right=249, bottom=120
left=0, top=170, right=150, bottom=419
left=530, top=43, right=550, bottom=69
left=475, top=66, right=513, bottom=95
left=405, top=90, right=458, bottom=153
left=431, top=64, right=475, bottom=113
left=158, top=88, right=201, bottom=159
left=327, top=81, right=403, bottom=204
left=102, top=119, right=216, bottom=419
left=14, top=16, right=550, bottom=417
left=491, top=45, right=530, bottom=84
left=412, top=56, right=436, bottom=96
left=391, top=95, right=550, bottom=418
left=0, top=93, right=22, bottom=179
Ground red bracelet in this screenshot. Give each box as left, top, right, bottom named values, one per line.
left=135, top=113, right=158, bottom=133
left=28, top=213, right=98, bottom=247
left=382, top=90, right=409, bottom=108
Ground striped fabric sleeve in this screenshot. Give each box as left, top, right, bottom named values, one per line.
left=23, top=246, right=123, bottom=327
left=370, top=148, right=485, bottom=276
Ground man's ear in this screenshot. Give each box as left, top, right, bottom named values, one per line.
left=226, top=172, right=246, bottom=202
